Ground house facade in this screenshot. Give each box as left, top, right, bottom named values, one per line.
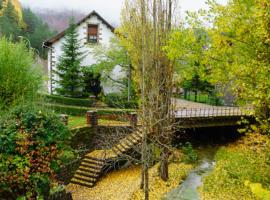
left=43, top=10, right=123, bottom=95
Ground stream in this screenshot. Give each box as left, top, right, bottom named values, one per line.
left=164, top=146, right=218, bottom=200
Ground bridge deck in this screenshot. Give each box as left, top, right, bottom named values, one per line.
left=172, top=99, right=253, bottom=128
left=174, top=107, right=252, bottom=118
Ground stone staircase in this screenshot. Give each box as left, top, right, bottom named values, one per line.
left=70, top=131, right=142, bottom=188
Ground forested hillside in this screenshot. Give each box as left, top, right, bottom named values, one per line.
left=0, top=0, right=55, bottom=58
left=35, top=9, right=84, bottom=32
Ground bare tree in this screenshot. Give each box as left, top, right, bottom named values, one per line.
left=119, top=0, right=178, bottom=199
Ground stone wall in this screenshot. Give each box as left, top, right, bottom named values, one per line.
left=58, top=125, right=133, bottom=183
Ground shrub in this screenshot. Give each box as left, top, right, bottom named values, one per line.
left=45, top=94, right=94, bottom=107
left=104, top=93, right=138, bottom=109
left=181, top=142, right=198, bottom=163
left=46, top=103, right=133, bottom=116
left=82, top=67, right=102, bottom=97
left=0, top=37, right=42, bottom=110
left=0, top=104, right=73, bottom=199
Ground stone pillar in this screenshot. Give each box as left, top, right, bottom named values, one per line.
left=86, top=111, right=98, bottom=127
left=60, top=114, right=68, bottom=126
left=129, top=112, right=138, bottom=127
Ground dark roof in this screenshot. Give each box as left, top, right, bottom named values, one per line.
left=44, top=10, right=115, bottom=46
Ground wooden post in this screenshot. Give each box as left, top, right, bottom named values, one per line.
left=86, top=111, right=98, bottom=127
left=129, top=112, right=138, bottom=127
left=60, top=114, right=68, bottom=126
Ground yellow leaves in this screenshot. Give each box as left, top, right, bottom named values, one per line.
left=66, top=161, right=193, bottom=200
left=245, top=181, right=270, bottom=200
left=67, top=166, right=141, bottom=200
left=131, top=162, right=193, bottom=200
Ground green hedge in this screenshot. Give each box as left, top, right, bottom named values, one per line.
left=104, top=93, right=138, bottom=109
left=46, top=103, right=134, bottom=116
left=45, top=94, right=94, bottom=107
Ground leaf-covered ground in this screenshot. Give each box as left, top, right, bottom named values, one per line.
left=66, top=166, right=141, bottom=200
left=66, top=162, right=193, bottom=200
left=131, top=163, right=193, bottom=200
left=200, top=133, right=270, bottom=200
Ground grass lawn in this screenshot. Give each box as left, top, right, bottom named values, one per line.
left=68, top=115, right=129, bottom=129
left=200, top=133, right=270, bottom=200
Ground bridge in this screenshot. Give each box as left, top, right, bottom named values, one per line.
left=68, top=100, right=254, bottom=188
left=174, top=106, right=253, bottom=128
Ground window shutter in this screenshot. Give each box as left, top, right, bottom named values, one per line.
left=88, top=25, right=98, bottom=36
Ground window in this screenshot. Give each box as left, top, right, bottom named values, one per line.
left=88, top=24, right=98, bottom=44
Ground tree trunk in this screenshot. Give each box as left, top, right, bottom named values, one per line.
left=160, top=146, right=169, bottom=181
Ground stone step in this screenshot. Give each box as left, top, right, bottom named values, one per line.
left=119, top=140, right=132, bottom=149
left=73, top=174, right=97, bottom=183
left=78, top=166, right=102, bottom=174
left=130, top=133, right=142, bottom=142
left=70, top=179, right=94, bottom=188
left=76, top=170, right=99, bottom=179
left=84, top=156, right=106, bottom=163
left=80, top=162, right=104, bottom=170
left=111, top=146, right=122, bottom=155
left=117, top=143, right=129, bottom=152
left=83, top=158, right=105, bottom=165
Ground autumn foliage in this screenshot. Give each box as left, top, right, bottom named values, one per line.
left=0, top=104, right=72, bottom=199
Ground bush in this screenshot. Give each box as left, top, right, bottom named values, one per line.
left=46, top=103, right=133, bottom=116
left=0, top=104, right=73, bottom=199
left=181, top=142, right=198, bottom=163
left=45, top=94, right=94, bottom=107
left=0, top=37, right=42, bottom=110
left=104, top=93, right=138, bottom=109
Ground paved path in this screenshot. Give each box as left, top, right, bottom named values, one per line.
left=172, top=98, right=218, bottom=109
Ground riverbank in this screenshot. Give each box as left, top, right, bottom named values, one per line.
left=66, top=156, right=193, bottom=200
left=199, top=133, right=270, bottom=200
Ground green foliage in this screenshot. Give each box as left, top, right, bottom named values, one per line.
left=54, top=17, right=85, bottom=97
left=46, top=103, right=133, bottom=116
left=0, top=104, right=73, bottom=199
left=200, top=0, right=270, bottom=133
left=0, top=0, right=21, bottom=38
left=104, top=93, right=138, bottom=109
left=0, top=37, right=42, bottom=110
left=245, top=181, right=270, bottom=200
left=200, top=134, right=270, bottom=200
left=82, top=67, right=102, bottom=98
left=181, top=142, right=198, bottom=163
left=45, top=94, right=94, bottom=107
left=92, top=37, right=135, bottom=97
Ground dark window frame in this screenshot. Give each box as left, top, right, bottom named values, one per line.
left=87, top=24, right=99, bottom=44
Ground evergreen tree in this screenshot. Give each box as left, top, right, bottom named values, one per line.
left=22, top=8, right=56, bottom=58
left=0, top=0, right=3, bottom=10
left=54, top=17, right=85, bottom=97
left=0, top=0, right=21, bottom=38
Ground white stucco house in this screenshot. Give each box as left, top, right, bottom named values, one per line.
left=43, top=10, right=124, bottom=95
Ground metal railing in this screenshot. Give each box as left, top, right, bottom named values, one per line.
left=174, top=107, right=253, bottom=118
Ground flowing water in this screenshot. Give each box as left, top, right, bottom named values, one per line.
left=164, top=146, right=218, bottom=200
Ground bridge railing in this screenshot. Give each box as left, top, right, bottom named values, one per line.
left=174, top=107, right=253, bottom=118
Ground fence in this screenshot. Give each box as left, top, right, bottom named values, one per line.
left=174, top=107, right=253, bottom=118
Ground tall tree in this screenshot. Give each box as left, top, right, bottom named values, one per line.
left=120, top=0, right=178, bottom=198
left=0, top=0, right=21, bottom=38
left=200, top=0, right=270, bottom=133
left=92, top=37, right=133, bottom=100
left=54, top=17, right=85, bottom=97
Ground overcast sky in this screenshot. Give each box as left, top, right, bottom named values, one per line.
left=20, top=0, right=228, bottom=25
